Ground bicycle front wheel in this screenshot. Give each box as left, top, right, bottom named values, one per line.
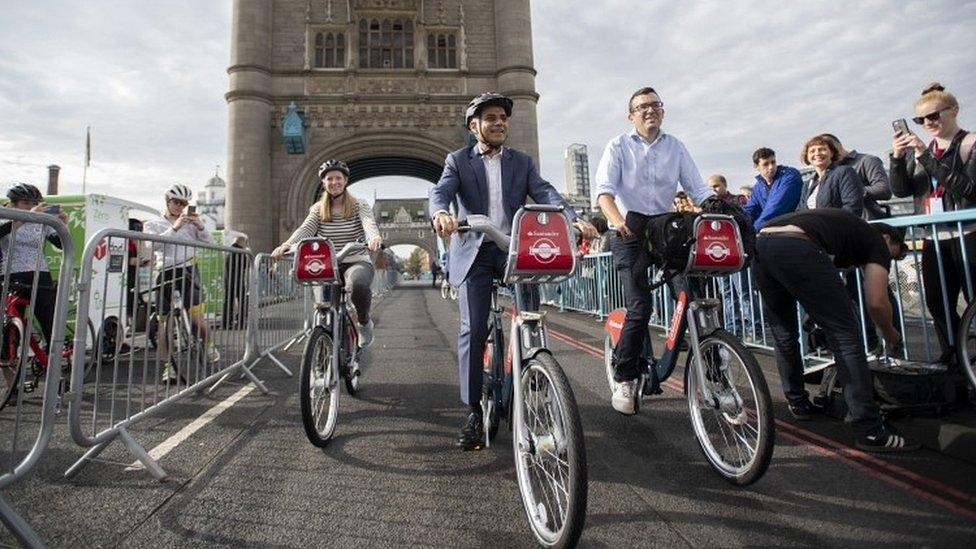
left=300, top=326, right=339, bottom=446
left=959, top=301, right=976, bottom=391
left=0, top=317, right=25, bottom=411
left=686, top=330, right=774, bottom=486
left=513, top=352, right=587, bottom=548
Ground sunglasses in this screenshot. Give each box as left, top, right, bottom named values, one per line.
left=169, top=199, right=188, bottom=207
left=912, top=107, right=950, bottom=125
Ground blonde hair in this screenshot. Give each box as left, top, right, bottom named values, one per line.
left=915, top=82, right=959, bottom=111
left=318, top=188, right=358, bottom=221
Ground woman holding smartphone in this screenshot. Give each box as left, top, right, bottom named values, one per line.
left=0, top=183, right=68, bottom=352
left=271, top=159, right=382, bottom=346
left=143, top=184, right=219, bottom=382
left=890, top=82, right=976, bottom=364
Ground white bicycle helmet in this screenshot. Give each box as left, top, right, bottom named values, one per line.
left=165, top=184, right=193, bottom=202
left=318, top=159, right=350, bottom=179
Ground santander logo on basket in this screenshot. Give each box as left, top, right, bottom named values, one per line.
left=528, top=238, right=561, bottom=263
left=304, top=258, right=326, bottom=275
left=705, top=241, right=731, bottom=261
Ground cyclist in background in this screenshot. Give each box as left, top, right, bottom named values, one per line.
left=0, top=183, right=68, bottom=353
left=143, top=184, right=218, bottom=382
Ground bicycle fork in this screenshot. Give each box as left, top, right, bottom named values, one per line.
left=510, top=309, right=564, bottom=456
left=687, top=299, right=742, bottom=415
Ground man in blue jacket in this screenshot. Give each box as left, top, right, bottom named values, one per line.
left=743, top=147, right=803, bottom=230
left=429, top=92, right=597, bottom=450
left=728, top=148, right=803, bottom=338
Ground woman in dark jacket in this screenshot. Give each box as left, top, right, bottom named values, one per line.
left=798, top=135, right=864, bottom=216
left=890, top=82, right=976, bottom=363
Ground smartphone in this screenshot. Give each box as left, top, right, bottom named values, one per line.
left=892, top=118, right=909, bottom=135
left=44, top=204, right=61, bottom=215
left=187, top=205, right=197, bottom=215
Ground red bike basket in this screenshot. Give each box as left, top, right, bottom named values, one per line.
left=293, top=238, right=339, bottom=285
left=687, top=214, right=745, bottom=275
left=505, top=207, right=577, bottom=284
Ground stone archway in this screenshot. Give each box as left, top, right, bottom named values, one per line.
left=283, top=131, right=455, bottom=236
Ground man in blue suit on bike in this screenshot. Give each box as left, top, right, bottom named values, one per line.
left=429, top=92, right=597, bottom=450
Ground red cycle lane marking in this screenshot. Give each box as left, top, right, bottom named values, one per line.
left=544, top=325, right=976, bottom=521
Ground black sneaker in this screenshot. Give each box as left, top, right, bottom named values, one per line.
left=788, top=400, right=819, bottom=421
left=856, top=428, right=921, bottom=453
left=456, top=412, right=485, bottom=451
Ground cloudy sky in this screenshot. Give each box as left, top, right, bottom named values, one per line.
left=2, top=0, right=975, bottom=209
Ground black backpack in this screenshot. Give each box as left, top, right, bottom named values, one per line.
left=644, top=212, right=698, bottom=272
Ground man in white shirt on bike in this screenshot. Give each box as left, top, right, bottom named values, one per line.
left=595, top=86, right=715, bottom=415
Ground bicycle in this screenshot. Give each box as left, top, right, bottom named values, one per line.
left=145, top=273, right=208, bottom=387
left=0, top=281, right=92, bottom=411
left=460, top=205, right=587, bottom=548
left=602, top=213, right=775, bottom=486
left=291, top=240, right=367, bottom=447
left=958, top=298, right=976, bottom=393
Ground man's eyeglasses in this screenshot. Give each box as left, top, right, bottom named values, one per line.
left=631, top=101, right=664, bottom=114
left=169, top=199, right=189, bottom=207
left=913, top=107, right=950, bottom=125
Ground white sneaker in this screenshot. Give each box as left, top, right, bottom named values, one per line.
left=611, top=379, right=638, bottom=415
left=207, top=346, right=220, bottom=363
left=358, top=319, right=374, bottom=348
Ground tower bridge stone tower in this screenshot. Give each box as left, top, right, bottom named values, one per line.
left=226, top=0, right=540, bottom=252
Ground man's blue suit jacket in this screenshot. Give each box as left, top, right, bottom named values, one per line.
left=428, top=145, right=578, bottom=286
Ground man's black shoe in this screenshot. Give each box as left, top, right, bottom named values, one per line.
left=788, top=400, right=819, bottom=421
left=856, top=427, right=921, bottom=453
left=456, top=412, right=485, bottom=451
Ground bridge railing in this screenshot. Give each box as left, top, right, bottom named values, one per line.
left=537, top=210, right=976, bottom=372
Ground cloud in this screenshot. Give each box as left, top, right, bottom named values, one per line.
left=532, top=0, right=976, bottom=190
left=1, top=0, right=974, bottom=216
left=0, top=0, right=231, bottom=202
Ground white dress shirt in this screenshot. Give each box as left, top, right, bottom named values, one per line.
left=594, top=130, right=713, bottom=222
left=480, top=147, right=511, bottom=235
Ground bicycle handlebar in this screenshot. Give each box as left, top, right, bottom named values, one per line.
left=282, top=240, right=369, bottom=261
left=456, top=214, right=583, bottom=253
left=456, top=215, right=510, bottom=252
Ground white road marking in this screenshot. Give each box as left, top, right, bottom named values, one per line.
left=125, top=383, right=256, bottom=471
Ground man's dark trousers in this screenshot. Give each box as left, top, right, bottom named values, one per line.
left=753, top=236, right=883, bottom=437
left=456, top=241, right=538, bottom=406
left=610, top=212, right=653, bottom=382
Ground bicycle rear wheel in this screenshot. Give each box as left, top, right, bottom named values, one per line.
left=513, top=352, right=587, bottom=548
left=686, top=330, right=774, bottom=486
left=0, top=317, right=25, bottom=411
left=959, top=301, right=976, bottom=391
left=300, top=326, right=339, bottom=446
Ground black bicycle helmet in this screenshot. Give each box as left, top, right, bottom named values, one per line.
left=465, top=92, right=514, bottom=125
left=6, top=183, right=42, bottom=203
left=318, top=159, right=350, bottom=179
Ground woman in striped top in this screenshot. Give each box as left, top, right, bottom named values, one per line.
left=272, top=160, right=383, bottom=346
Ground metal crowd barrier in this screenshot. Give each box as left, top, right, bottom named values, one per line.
left=371, top=266, right=398, bottom=296
left=0, top=209, right=74, bottom=548
left=235, top=253, right=308, bottom=383
left=538, top=209, right=976, bottom=373
left=64, top=228, right=263, bottom=481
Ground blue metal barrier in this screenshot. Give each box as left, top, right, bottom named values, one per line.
left=537, top=209, right=976, bottom=373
